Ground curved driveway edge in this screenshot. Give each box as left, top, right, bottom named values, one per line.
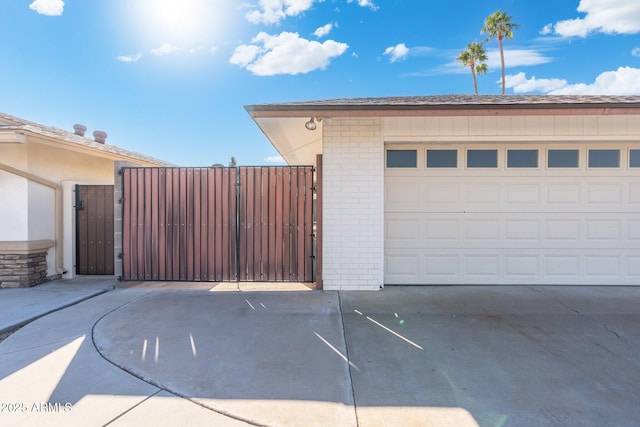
left=0, top=289, right=256, bottom=426
left=92, top=289, right=356, bottom=427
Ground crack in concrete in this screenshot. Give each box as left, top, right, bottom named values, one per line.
left=528, top=286, right=627, bottom=344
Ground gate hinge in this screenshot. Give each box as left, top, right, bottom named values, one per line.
left=119, top=197, right=125, bottom=204
left=117, top=253, right=123, bottom=260
left=118, top=168, right=124, bottom=175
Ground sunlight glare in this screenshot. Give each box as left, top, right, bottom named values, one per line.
left=0, top=336, right=85, bottom=403
left=133, top=0, right=230, bottom=46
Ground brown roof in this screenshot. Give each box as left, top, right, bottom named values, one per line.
left=247, top=94, right=640, bottom=112
left=0, top=112, right=172, bottom=166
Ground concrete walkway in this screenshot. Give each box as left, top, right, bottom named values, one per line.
left=0, top=276, right=115, bottom=334
left=1, top=280, right=639, bottom=426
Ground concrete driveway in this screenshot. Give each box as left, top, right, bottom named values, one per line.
left=1, top=283, right=639, bottom=426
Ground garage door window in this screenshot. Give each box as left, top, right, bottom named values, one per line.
left=631, top=149, right=640, bottom=168
left=548, top=149, right=579, bottom=168
left=467, top=149, right=498, bottom=168
left=507, top=149, right=538, bottom=168
left=427, top=149, right=457, bottom=168
left=588, top=149, right=620, bottom=168
left=386, top=150, right=417, bottom=168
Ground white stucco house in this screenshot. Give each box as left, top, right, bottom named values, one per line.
left=0, top=112, right=169, bottom=287
left=246, top=95, right=640, bottom=290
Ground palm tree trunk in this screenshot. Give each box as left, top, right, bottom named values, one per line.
left=499, top=34, right=505, bottom=95
left=471, top=65, right=478, bottom=95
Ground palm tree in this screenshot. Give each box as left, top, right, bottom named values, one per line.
left=481, top=10, right=519, bottom=95
left=457, top=42, right=488, bottom=95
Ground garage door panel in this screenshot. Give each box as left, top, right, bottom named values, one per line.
left=586, top=220, right=621, bottom=241
left=505, top=256, right=539, bottom=277
left=424, top=218, right=459, bottom=241
left=389, top=212, right=636, bottom=249
left=587, top=184, right=622, bottom=204
left=386, top=177, right=638, bottom=213
left=627, top=257, right=640, bottom=276
left=385, top=144, right=640, bottom=285
left=385, top=254, right=420, bottom=280
left=629, top=184, right=640, bottom=204
left=465, top=255, right=500, bottom=276
left=465, top=219, right=500, bottom=240
left=385, top=250, right=640, bottom=285
left=507, top=184, right=541, bottom=205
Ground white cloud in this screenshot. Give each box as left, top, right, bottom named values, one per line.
left=151, top=43, right=180, bottom=56
left=264, top=155, right=286, bottom=164
left=487, top=49, right=553, bottom=68
left=539, top=24, right=553, bottom=35
left=229, top=31, right=348, bottom=76
left=29, top=0, right=64, bottom=16
left=504, top=72, right=567, bottom=93
left=545, top=0, right=640, bottom=38
left=117, top=52, right=142, bottom=63
left=347, top=0, right=378, bottom=10
left=505, top=67, right=640, bottom=95
left=314, top=23, right=333, bottom=38
left=383, top=43, right=409, bottom=62
left=550, top=66, right=640, bottom=95
left=245, top=0, right=315, bottom=25
left=632, top=47, right=640, bottom=57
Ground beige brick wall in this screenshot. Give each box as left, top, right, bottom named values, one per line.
left=322, top=118, right=384, bottom=290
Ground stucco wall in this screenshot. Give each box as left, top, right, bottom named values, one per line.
left=0, top=139, right=116, bottom=278
left=0, top=170, right=28, bottom=240
left=322, top=117, right=384, bottom=290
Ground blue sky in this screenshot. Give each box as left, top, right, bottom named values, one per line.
left=2, top=0, right=639, bottom=166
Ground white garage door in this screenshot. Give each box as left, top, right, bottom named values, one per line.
left=384, top=144, right=640, bottom=285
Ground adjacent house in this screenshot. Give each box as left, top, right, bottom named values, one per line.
left=246, top=95, right=640, bottom=290
left=0, top=112, right=170, bottom=288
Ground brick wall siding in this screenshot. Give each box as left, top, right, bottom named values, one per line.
left=322, top=117, right=384, bottom=290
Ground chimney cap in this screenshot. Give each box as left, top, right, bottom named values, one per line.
left=93, top=130, right=108, bottom=144
left=73, top=124, right=87, bottom=136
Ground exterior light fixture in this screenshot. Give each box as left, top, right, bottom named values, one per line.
left=305, top=118, right=317, bottom=131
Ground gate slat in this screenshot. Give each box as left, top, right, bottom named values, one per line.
left=122, top=172, right=130, bottom=279
left=274, top=168, right=283, bottom=281
left=267, top=168, right=277, bottom=281
left=143, top=170, right=152, bottom=279
left=193, top=169, right=201, bottom=280
left=207, top=169, right=216, bottom=280
left=186, top=168, right=194, bottom=281
left=282, top=168, right=291, bottom=281
left=229, top=167, right=238, bottom=281
left=296, top=168, right=306, bottom=281
left=238, top=168, right=247, bottom=281
left=304, top=167, right=314, bottom=282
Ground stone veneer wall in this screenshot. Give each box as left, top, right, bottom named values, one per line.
left=0, top=251, right=48, bottom=288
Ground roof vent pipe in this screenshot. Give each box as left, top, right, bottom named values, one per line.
left=73, top=124, right=87, bottom=136
left=93, top=130, right=107, bottom=144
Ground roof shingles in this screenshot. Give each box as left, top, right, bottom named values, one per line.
left=0, top=112, right=172, bottom=166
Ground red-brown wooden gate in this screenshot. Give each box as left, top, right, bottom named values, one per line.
left=121, top=166, right=315, bottom=282
left=76, top=185, right=115, bottom=275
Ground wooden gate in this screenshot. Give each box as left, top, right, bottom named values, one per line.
left=121, top=166, right=315, bottom=282
left=76, top=185, right=115, bottom=275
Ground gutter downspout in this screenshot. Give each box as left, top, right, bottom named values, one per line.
left=0, top=162, right=66, bottom=275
